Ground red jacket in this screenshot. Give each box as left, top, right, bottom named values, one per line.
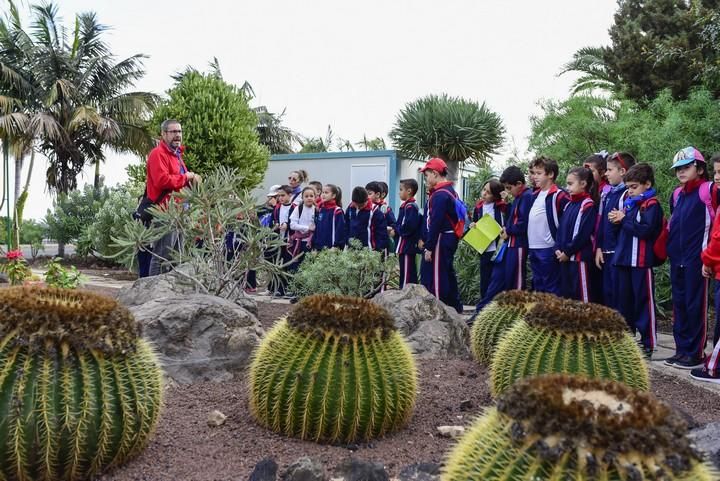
left=701, top=207, right=720, bottom=280
left=146, top=141, right=189, bottom=205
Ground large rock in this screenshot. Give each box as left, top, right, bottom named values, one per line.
left=130, top=294, right=264, bottom=384
left=117, top=270, right=257, bottom=315
left=373, top=284, right=469, bottom=358
left=689, top=422, right=720, bottom=469
left=281, top=457, right=326, bottom=481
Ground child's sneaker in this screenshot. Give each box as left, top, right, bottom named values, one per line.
left=663, top=353, right=682, bottom=366
left=642, top=347, right=654, bottom=360
left=690, top=368, right=720, bottom=384
left=244, top=287, right=257, bottom=294
left=670, top=355, right=705, bottom=370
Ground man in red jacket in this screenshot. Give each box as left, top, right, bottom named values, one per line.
left=147, top=119, right=201, bottom=275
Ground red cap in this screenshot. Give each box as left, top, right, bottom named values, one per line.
left=419, top=157, right=447, bottom=173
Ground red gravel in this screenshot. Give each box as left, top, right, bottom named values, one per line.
left=92, top=301, right=720, bottom=481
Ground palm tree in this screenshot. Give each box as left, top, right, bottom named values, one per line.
left=389, top=94, right=504, bottom=181
left=0, top=2, right=158, bottom=254
left=558, top=46, right=621, bottom=96
left=0, top=2, right=158, bottom=194
left=356, top=135, right=386, bottom=151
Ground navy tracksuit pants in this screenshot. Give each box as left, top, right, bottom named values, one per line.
left=601, top=255, right=619, bottom=311
left=504, top=246, right=528, bottom=291
left=475, top=260, right=506, bottom=312
left=398, top=253, right=418, bottom=288
left=560, top=260, right=591, bottom=302
left=529, top=247, right=560, bottom=295
left=670, top=262, right=708, bottom=359
left=138, top=248, right=152, bottom=278
left=589, top=261, right=604, bottom=304
left=479, top=251, right=495, bottom=299
left=421, top=232, right=462, bottom=313
left=615, top=266, right=657, bottom=350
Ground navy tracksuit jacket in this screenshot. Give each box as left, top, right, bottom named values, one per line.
left=314, top=201, right=346, bottom=250
left=395, top=198, right=422, bottom=288
left=346, top=202, right=388, bottom=251
left=504, top=186, right=534, bottom=291
left=555, top=193, right=597, bottom=302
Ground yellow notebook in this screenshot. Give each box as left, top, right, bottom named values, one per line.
left=463, top=213, right=502, bottom=254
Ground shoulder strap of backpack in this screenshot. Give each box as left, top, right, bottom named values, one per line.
left=698, top=181, right=717, bottom=222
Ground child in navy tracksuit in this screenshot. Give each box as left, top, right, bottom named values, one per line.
left=584, top=151, right=611, bottom=303
left=395, top=178, right=422, bottom=288
left=471, top=179, right=507, bottom=300
left=346, top=186, right=388, bottom=251
left=419, top=157, right=463, bottom=313
left=611, top=163, right=663, bottom=356
left=528, top=157, right=569, bottom=295
left=314, top=183, right=346, bottom=250
left=555, top=167, right=597, bottom=302
left=268, top=185, right=294, bottom=296
left=665, top=147, right=720, bottom=369
left=500, top=166, right=533, bottom=292
left=595, top=152, right=636, bottom=310
left=366, top=181, right=397, bottom=253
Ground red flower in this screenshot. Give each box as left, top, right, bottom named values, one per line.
left=6, top=250, right=23, bottom=260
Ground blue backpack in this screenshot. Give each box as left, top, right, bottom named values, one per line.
left=438, top=190, right=468, bottom=238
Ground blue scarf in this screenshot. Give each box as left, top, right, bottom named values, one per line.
left=623, top=188, right=656, bottom=211
left=611, top=182, right=625, bottom=194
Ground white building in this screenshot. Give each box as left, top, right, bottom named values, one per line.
left=253, top=150, right=479, bottom=211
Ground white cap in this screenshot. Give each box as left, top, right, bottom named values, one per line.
left=266, top=184, right=282, bottom=197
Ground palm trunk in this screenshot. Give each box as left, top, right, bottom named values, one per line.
left=94, top=160, right=100, bottom=192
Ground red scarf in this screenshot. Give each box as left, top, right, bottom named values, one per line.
left=683, top=177, right=705, bottom=193
left=570, top=192, right=591, bottom=202
left=320, top=200, right=338, bottom=209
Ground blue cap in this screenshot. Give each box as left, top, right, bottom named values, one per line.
left=671, top=146, right=705, bottom=169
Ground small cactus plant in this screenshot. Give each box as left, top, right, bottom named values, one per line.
left=491, top=298, right=649, bottom=395
left=470, top=290, right=555, bottom=365
left=249, top=294, right=417, bottom=443
left=443, top=374, right=717, bottom=481
left=0, top=286, right=163, bottom=481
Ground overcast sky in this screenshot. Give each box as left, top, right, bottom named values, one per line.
left=14, top=0, right=618, bottom=220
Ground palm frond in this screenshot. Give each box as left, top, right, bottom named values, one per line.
left=0, top=111, right=29, bottom=136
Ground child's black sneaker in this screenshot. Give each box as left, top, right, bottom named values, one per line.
left=690, top=368, right=720, bottom=384
left=663, top=353, right=682, bottom=366
left=642, top=347, right=654, bottom=360
left=670, top=355, right=705, bottom=370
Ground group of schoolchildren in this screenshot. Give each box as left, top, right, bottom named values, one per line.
left=469, top=147, right=720, bottom=385
left=256, top=159, right=465, bottom=316
left=256, top=168, right=424, bottom=298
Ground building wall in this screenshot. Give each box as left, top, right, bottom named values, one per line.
left=253, top=151, right=398, bottom=209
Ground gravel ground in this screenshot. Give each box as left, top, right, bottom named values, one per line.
left=93, top=300, right=720, bottom=481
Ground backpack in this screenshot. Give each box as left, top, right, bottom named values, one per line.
left=671, top=182, right=717, bottom=225
left=132, top=188, right=170, bottom=227
left=640, top=198, right=668, bottom=266
left=437, top=190, right=467, bottom=238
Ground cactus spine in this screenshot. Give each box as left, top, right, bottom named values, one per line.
left=249, top=294, right=417, bottom=443
left=491, top=298, right=649, bottom=395
left=470, top=290, right=555, bottom=365
left=443, top=375, right=717, bottom=481
left=0, top=287, right=163, bottom=481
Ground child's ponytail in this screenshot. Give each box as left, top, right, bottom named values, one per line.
left=569, top=167, right=598, bottom=204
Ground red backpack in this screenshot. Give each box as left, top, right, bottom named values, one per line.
left=639, top=198, right=668, bottom=266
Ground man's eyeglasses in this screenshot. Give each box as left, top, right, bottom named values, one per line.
left=165, top=130, right=182, bottom=134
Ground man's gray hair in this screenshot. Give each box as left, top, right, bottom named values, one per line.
left=161, top=119, right=181, bottom=132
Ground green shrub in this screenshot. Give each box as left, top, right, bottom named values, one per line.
left=443, top=374, right=717, bottom=481
left=45, top=184, right=109, bottom=246
left=43, top=257, right=86, bottom=289
left=0, top=286, right=163, bottom=480
left=83, top=184, right=141, bottom=260
left=249, top=294, right=417, bottom=443
left=455, top=242, right=481, bottom=305
left=290, top=239, right=397, bottom=298
left=490, top=298, right=649, bottom=396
